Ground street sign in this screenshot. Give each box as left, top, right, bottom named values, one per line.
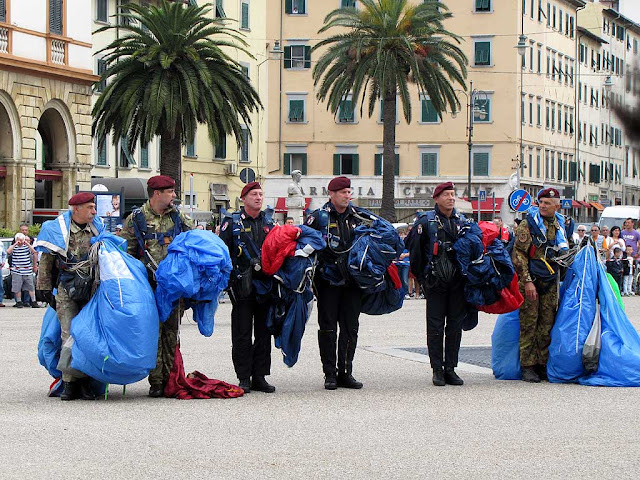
left=478, top=190, right=487, bottom=202
left=561, top=199, right=572, bottom=209
left=508, top=189, right=532, bottom=212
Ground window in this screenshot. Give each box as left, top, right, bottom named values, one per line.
left=215, top=138, right=226, bottom=159
left=240, top=63, right=249, bottom=80
left=119, top=137, right=135, bottom=168
left=374, top=154, right=399, bottom=176
left=241, top=0, right=249, bottom=29
left=569, top=160, right=577, bottom=181
left=96, top=58, right=107, bottom=92
left=521, top=94, right=526, bottom=124
left=185, top=136, right=196, bottom=157
left=283, top=153, right=308, bottom=175
left=537, top=45, right=542, bottom=74
left=536, top=97, right=541, bottom=126
left=529, top=41, right=534, bottom=71
left=536, top=148, right=541, bottom=178
left=545, top=100, right=550, bottom=129
left=421, top=152, right=438, bottom=176
left=589, top=164, right=600, bottom=184
left=528, top=96, right=533, bottom=125
left=333, top=153, right=359, bottom=175
left=338, top=96, right=355, bottom=123
left=475, top=0, right=491, bottom=13
left=184, top=193, right=196, bottom=208
left=97, top=135, right=107, bottom=166
left=473, top=39, right=491, bottom=66
left=288, top=98, right=305, bottom=122
left=551, top=102, right=555, bottom=130
left=538, top=0, right=543, bottom=22
left=472, top=151, right=490, bottom=176
left=119, top=5, right=132, bottom=27
left=96, top=0, right=108, bottom=23
left=378, top=97, right=399, bottom=123
left=284, top=45, right=311, bottom=69
left=341, top=0, right=356, bottom=7
left=473, top=95, right=491, bottom=123
left=420, top=96, right=439, bottom=123
left=559, top=9, right=563, bottom=33
left=140, top=143, right=149, bottom=169
left=215, top=0, right=226, bottom=18
left=50, top=0, right=63, bottom=35
left=240, top=128, right=250, bottom=163
left=286, top=0, right=306, bottom=14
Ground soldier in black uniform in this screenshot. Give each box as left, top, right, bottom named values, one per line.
left=410, top=182, right=469, bottom=386
left=219, top=182, right=276, bottom=394
left=307, top=176, right=366, bottom=390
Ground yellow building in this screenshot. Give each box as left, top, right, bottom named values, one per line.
left=0, top=0, right=97, bottom=229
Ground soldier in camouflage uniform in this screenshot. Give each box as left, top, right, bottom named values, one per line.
left=512, top=188, right=564, bottom=383
left=120, top=175, right=194, bottom=397
left=36, top=192, right=101, bottom=401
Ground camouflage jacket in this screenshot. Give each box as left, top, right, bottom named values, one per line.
left=120, top=201, right=194, bottom=268
left=512, top=216, right=559, bottom=284
left=36, top=221, right=95, bottom=291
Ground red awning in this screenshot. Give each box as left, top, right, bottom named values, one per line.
left=571, top=200, right=582, bottom=208
left=35, top=169, right=63, bottom=181
left=578, top=201, right=592, bottom=208
left=590, top=201, right=605, bottom=211
left=0, top=166, right=6, bottom=178
left=470, top=198, right=504, bottom=213
left=274, top=197, right=312, bottom=214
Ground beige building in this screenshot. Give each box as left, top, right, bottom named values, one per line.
left=0, top=0, right=97, bottom=229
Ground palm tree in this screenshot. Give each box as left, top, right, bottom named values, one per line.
left=92, top=1, right=262, bottom=196
left=312, top=0, right=467, bottom=221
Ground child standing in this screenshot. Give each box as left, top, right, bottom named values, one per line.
left=607, top=246, right=624, bottom=293
left=623, top=245, right=635, bottom=296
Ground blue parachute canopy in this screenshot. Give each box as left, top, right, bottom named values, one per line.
left=155, top=229, right=232, bottom=337
left=38, top=304, right=62, bottom=379
left=548, top=245, right=640, bottom=386
left=70, top=232, right=159, bottom=385
left=491, top=310, right=522, bottom=380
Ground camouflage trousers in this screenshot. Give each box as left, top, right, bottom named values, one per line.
left=518, top=281, right=558, bottom=367
left=148, top=303, right=183, bottom=387
left=56, top=286, right=87, bottom=383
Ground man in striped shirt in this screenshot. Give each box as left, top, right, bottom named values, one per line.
left=6, top=233, right=38, bottom=308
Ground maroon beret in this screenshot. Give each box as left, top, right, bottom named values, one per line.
left=433, top=182, right=455, bottom=199
left=240, top=181, right=262, bottom=198
left=537, top=188, right=560, bottom=200
left=328, top=176, right=351, bottom=192
left=147, top=175, right=176, bottom=190
left=68, top=192, right=95, bottom=206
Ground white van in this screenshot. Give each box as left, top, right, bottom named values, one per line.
left=598, top=205, right=640, bottom=230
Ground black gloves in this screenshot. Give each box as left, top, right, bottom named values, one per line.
left=36, top=290, right=56, bottom=310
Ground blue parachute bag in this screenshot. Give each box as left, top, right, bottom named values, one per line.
left=155, top=229, right=232, bottom=336
left=547, top=246, right=600, bottom=383
left=38, top=304, right=62, bottom=379
left=491, top=310, right=522, bottom=380
left=70, top=232, right=159, bottom=385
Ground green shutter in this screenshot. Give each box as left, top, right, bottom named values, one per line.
left=289, top=100, right=304, bottom=122
left=339, top=99, right=354, bottom=122
left=352, top=154, right=359, bottom=175
left=284, top=46, right=292, bottom=69
left=475, top=41, right=490, bottom=65
left=98, top=136, right=107, bottom=166
left=0, top=0, right=5, bottom=23
left=121, top=137, right=136, bottom=166
left=96, top=0, right=107, bottom=22
left=473, top=152, right=489, bottom=176
left=140, top=144, right=149, bottom=168
left=569, top=161, right=577, bottom=181
left=285, top=0, right=292, bottom=14
left=215, top=139, right=226, bottom=159
left=304, top=46, right=311, bottom=69
left=284, top=153, right=291, bottom=175
left=333, top=154, right=341, bottom=175
left=394, top=154, right=400, bottom=176
left=422, top=98, right=438, bottom=123
left=301, top=153, right=308, bottom=175
left=241, top=2, right=249, bottom=29
left=50, top=0, right=63, bottom=35
left=422, top=153, right=437, bottom=176
left=374, top=154, right=382, bottom=176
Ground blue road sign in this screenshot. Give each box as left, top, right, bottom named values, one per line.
left=508, top=189, right=532, bottom=212
left=561, top=199, right=572, bottom=209
left=478, top=190, right=487, bottom=202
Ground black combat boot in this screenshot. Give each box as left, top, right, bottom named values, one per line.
left=444, top=368, right=464, bottom=386
left=79, top=378, right=96, bottom=400
left=238, top=378, right=251, bottom=393
left=30, top=301, right=40, bottom=308
left=324, top=375, right=338, bottom=390
left=60, top=381, right=79, bottom=401
left=337, top=373, right=363, bottom=389
left=536, top=364, right=548, bottom=381
left=432, top=367, right=446, bottom=386
left=148, top=384, right=164, bottom=398
left=251, top=375, right=275, bottom=393
left=521, top=367, right=541, bottom=383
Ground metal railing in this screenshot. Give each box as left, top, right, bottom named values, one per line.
left=51, top=39, right=65, bottom=64
left=0, top=26, right=8, bottom=54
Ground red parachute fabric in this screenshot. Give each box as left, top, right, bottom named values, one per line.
left=261, top=225, right=301, bottom=276
left=477, top=273, right=524, bottom=314
left=164, top=345, right=244, bottom=399
left=387, top=263, right=402, bottom=290
left=478, top=221, right=500, bottom=251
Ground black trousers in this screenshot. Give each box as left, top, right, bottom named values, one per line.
left=424, top=278, right=465, bottom=369
left=315, top=277, right=362, bottom=377
left=230, top=293, right=271, bottom=380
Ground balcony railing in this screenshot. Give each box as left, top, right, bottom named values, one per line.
left=51, top=38, right=66, bottom=65
left=0, top=26, right=8, bottom=54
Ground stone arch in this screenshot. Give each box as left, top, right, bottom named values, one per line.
left=0, top=89, right=22, bottom=162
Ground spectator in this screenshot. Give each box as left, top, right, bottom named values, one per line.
left=573, top=224, right=587, bottom=244
left=606, top=246, right=624, bottom=293
left=394, top=229, right=410, bottom=298
left=6, top=233, right=39, bottom=308
left=493, top=215, right=514, bottom=255
left=285, top=217, right=295, bottom=226
left=12, top=224, right=36, bottom=304
left=0, top=240, right=6, bottom=307
left=604, top=226, right=625, bottom=259
left=115, top=224, right=123, bottom=236
left=621, top=218, right=640, bottom=259
left=588, top=225, right=605, bottom=260
left=622, top=246, right=635, bottom=296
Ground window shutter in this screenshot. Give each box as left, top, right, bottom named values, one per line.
left=352, top=154, right=359, bottom=175
left=422, top=153, right=437, bottom=176
left=96, top=0, right=107, bottom=22
left=140, top=144, right=149, bottom=168
left=569, top=161, right=577, bottom=181
left=284, top=46, right=292, bottom=69
left=289, top=100, right=304, bottom=122
left=333, top=154, right=341, bottom=175
left=283, top=153, right=291, bottom=175
left=241, top=2, right=249, bottom=29
left=304, top=46, right=311, bottom=69
left=374, top=154, right=382, bottom=176
left=97, top=136, right=107, bottom=166
left=0, top=0, right=5, bottom=23
left=121, top=137, right=136, bottom=166
left=96, top=59, right=107, bottom=92
left=285, top=0, right=292, bottom=14
left=301, top=154, right=308, bottom=175
left=50, top=0, right=63, bottom=35
left=473, top=152, right=489, bottom=176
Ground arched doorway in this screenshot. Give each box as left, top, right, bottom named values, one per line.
left=0, top=90, right=22, bottom=228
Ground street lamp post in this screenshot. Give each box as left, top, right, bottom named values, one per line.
left=515, top=34, right=528, bottom=191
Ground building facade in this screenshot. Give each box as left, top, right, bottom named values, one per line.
left=0, top=0, right=97, bottom=229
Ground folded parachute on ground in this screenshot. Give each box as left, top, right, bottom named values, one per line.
left=548, top=245, right=640, bottom=386
left=70, top=232, right=159, bottom=385
left=259, top=225, right=325, bottom=367
left=491, top=309, right=522, bottom=380
left=155, top=229, right=232, bottom=337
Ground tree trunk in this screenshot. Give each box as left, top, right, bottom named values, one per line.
left=380, top=90, right=397, bottom=222
left=160, top=130, right=183, bottom=199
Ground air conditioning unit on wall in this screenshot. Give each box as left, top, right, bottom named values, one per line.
left=225, top=163, right=238, bottom=175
